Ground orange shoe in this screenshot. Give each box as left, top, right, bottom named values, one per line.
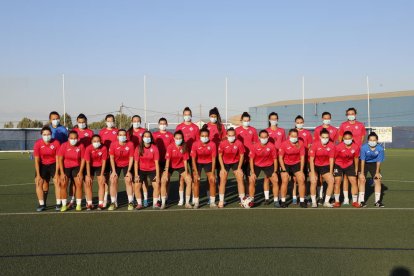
left=352, top=202, right=361, bottom=208
left=333, top=202, right=341, bottom=208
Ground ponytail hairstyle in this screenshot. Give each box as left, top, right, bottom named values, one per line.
left=127, top=115, right=142, bottom=138
left=139, top=130, right=154, bottom=156
left=241, top=112, right=251, bottom=120
left=209, top=107, right=223, bottom=135
left=200, top=124, right=210, bottom=136
left=75, top=113, right=88, bottom=129
left=174, top=130, right=187, bottom=153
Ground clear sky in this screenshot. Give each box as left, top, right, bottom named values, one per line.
left=1, top=0, right=413, bottom=124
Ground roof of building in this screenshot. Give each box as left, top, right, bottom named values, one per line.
left=256, top=90, right=414, bottom=107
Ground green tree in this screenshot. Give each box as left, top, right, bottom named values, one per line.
left=17, top=117, right=44, bottom=128
left=115, top=114, right=132, bottom=129
left=3, top=121, right=14, bottom=128
left=88, top=119, right=106, bottom=130
left=61, top=113, right=73, bottom=129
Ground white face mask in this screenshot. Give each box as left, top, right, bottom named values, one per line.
left=183, top=115, right=192, bottom=122
left=289, top=137, right=298, bottom=143
left=321, top=138, right=329, bottom=145
left=159, top=124, right=167, bottom=131
left=78, top=123, right=86, bottom=129
left=368, top=141, right=377, bottom=147
left=347, top=115, right=356, bottom=121
left=323, top=119, right=331, bottom=125
left=143, top=137, right=151, bottom=144
left=42, top=135, right=51, bottom=143
left=209, top=117, right=217, bottom=123
left=106, top=122, right=114, bottom=128
left=344, top=139, right=353, bottom=145
left=69, top=139, right=77, bottom=146
left=200, top=137, right=209, bottom=143
left=269, top=120, right=278, bottom=126
left=296, top=123, right=304, bottom=129
left=227, top=136, right=236, bottom=143
left=51, top=119, right=60, bottom=127
left=132, top=122, right=141, bottom=129
left=242, top=121, right=250, bottom=127
left=260, top=138, right=268, bottom=145
left=118, top=136, right=127, bottom=143
left=92, top=142, right=101, bottom=149
left=175, top=139, right=183, bottom=146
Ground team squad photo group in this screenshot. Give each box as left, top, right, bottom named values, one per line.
left=33, top=106, right=385, bottom=212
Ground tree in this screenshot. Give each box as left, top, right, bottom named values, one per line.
left=115, top=114, right=132, bottom=129
left=3, top=121, right=14, bottom=128
left=61, top=113, right=73, bottom=129
left=17, top=117, right=44, bottom=128
left=88, top=119, right=106, bottom=130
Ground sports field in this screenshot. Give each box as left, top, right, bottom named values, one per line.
left=0, top=149, right=413, bottom=275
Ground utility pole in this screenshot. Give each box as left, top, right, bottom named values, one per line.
left=199, top=104, right=202, bottom=128
left=119, top=103, right=124, bottom=129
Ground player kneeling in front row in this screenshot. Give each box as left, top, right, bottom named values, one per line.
left=358, top=132, right=385, bottom=208
left=161, top=130, right=192, bottom=209
left=309, top=129, right=335, bottom=208
left=248, top=130, right=279, bottom=208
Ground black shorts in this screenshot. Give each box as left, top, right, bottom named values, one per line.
left=36, top=163, right=57, bottom=180
left=364, top=162, right=380, bottom=178
left=334, top=164, right=356, bottom=177
left=224, top=162, right=239, bottom=172
left=115, top=166, right=132, bottom=177
left=139, top=170, right=157, bottom=182
left=90, top=166, right=103, bottom=176
left=284, top=163, right=301, bottom=176
left=159, top=161, right=166, bottom=172
left=64, top=166, right=80, bottom=178
left=253, top=165, right=275, bottom=178
left=104, top=160, right=111, bottom=174
left=314, top=165, right=331, bottom=176
left=197, top=163, right=213, bottom=174
left=241, top=161, right=249, bottom=177
left=168, top=167, right=186, bottom=176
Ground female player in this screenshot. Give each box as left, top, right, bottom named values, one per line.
left=108, top=129, right=134, bottom=211
left=207, top=107, right=225, bottom=147
left=153, top=117, right=174, bottom=171
left=161, top=130, right=192, bottom=209
left=191, top=125, right=217, bottom=208
left=359, top=132, right=385, bottom=207
left=279, top=129, right=306, bottom=208
left=99, top=114, right=118, bottom=207
left=333, top=131, right=361, bottom=208
left=134, top=131, right=160, bottom=209
left=84, top=135, right=108, bottom=210
left=48, top=111, right=68, bottom=144
left=73, top=113, right=94, bottom=147
left=309, top=129, right=335, bottom=208
left=33, top=126, right=61, bottom=211
left=313, top=112, right=338, bottom=143
left=218, top=127, right=245, bottom=208
left=248, top=130, right=279, bottom=208
left=176, top=107, right=200, bottom=152
left=58, top=131, right=85, bottom=212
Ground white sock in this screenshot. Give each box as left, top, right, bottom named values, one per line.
left=264, top=190, right=270, bottom=200
left=179, top=191, right=184, bottom=202
left=62, top=199, right=67, bottom=206
left=375, top=192, right=381, bottom=202
left=39, top=200, right=44, bottom=205
left=210, top=196, right=216, bottom=204
left=281, top=197, right=286, bottom=202
left=128, top=195, right=134, bottom=203
left=274, top=197, right=279, bottom=202
left=239, top=193, right=245, bottom=200
left=300, top=197, right=305, bottom=203
left=219, top=194, right=225, bottom=202
left=353, top=194, right=358, bottom=203
left=358, top=192, right=365, bottom=203
left=334, top=194, right=340, bottom=202
left=194, top=197, right=199, bottom=204
left=161, top=196, right=166, bottom=205
left=104, top=192, right=108, bottom=201
left=87, top=200, right=92, bottom=205
left=325, top=195, right=330, bottom=203
left=143, top=192, right=148, bottom=200
left=70, top=196, right=75, bottom=203
left=111, top=196, right=116, bottom=203
left=293, top=195, right=297, bottom=200
left=98, top=200, right=103, bottom=205
left=137, top=198, right=142, bottom=205
left=343, top=191, right=349, bottom=201
left=76, top=199, right=82, bottom=205
left=56, top=199, right=61, bottom=205
left=311, top=195, right=316, bottom=204
left=185, top=196, right=191, bottom=204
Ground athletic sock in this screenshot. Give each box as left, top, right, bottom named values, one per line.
left=103, top=192, right=108, bottom=202
left=111, top=196, right=116, bottom=203
left=70, top=196, right=75, bottom=203
left=210, top=196, right=216, bottom=204
left=324, top=195, right=331, bottom=203
left=143, top=192, right=148, bottom=200
left=334, top=194, right=340, bottom=202
left=281, top=197, right=286, bottom=202
left=128, top=195, right=134, bottom=203
left=343, top=191, right=349, bottom=201
left=193, top=197, right=199, bottom=205
left=39, top=200, right=44, bottom=205
left=161, top=196, right=166, bottom=205
left=76, top=199, right=82, bottom=206
left=300, top=197, right=305, bottom=203
left=239, top=193, right=245, bottom=200
left=293, top=195, right=297, bottom=200
left=137, top=198, right=142, bottom=205
left=56, top=199, right=62, bottom=205
left=264, top=190, right=270, bottom=200
left=375, top=192, right=381, bottom=202
left=311, top=195, right=316, bottom=204
left=219, top=194, right=225, bottom=202
left=87, top=200, right=92, bottom=206
left=179, top=191, right=184, bottom=203
left=358, top=192, right=365, bottom=203
left=352, top=194, right=358, bottom=203
left=62, top=199, right=67, bottom=206
left=274, top=197, right=279, bottom=202
left=185, top=196, right=191, bottom=204
left=98, top=200, right=103, bottom=205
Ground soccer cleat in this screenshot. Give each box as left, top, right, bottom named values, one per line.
left=343, top=200, right=350, bottom=205
left=185, top=203, right=192, bottom=209
left=135, top=204, right=143, bottom=210
left=67, top=201, right=74, bottom=209
left=292, top=198, right=297, bottom=205
left=299, top=202, right=307, bottom=208
left=160, top=204, right=166, bottom=210
left=153, top=201, right=161, bottom=209
left=264, top=199, right=270, bottom=206
left=274, top=201, right=281, bottom=208
left=36, top=205, right=45, bottom=212
left=352, top=202, right=361, bottom=208
left=86, top=204, right=94, bottom=211
left=108, top=203, right=117, bottom=211
left=210, top=203, right=218, bottom=209
left=280, top=202, right=288, bottom=208
left=55, top=204, right=62, bottom=211
left=374, top=201, right=384, bottom=208
left=60, top=205, right=68, bottom=212
left=143, top=199, right=149, bottom=208
left=177, top=201, right=184, bottom=206
left=128, top=203, right=134, bottom=211
left=317, top=198, right=324, bottom=205
left=333, top=202, right=341, bottom=208
left=359, top=201, right=367, bottom=208
left=323, top=202, right=334, bottom=208
left=218, top=202, right=224, bottom=208
left=311, top=202, right=318, bottom=208
left=76, top=204, right=82, bottom=211
left=97, top=204, right=104, bottom=211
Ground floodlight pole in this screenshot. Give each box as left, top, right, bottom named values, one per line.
left=302, top=76, right=305, bottom=118
left=225, top=77, right=228, bottom=126
left=62, top=74, right=66, bottom=127
left=366, top=75, right=371, bottom=129
left=144, top=74, right=147, bottom=129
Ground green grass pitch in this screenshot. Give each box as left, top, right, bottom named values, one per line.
left=0, top=149, right=413, bottom=275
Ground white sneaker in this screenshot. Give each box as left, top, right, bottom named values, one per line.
left=343, top=200, right=350, bottom=205
left=193, top=203, right=199, bottom=209
left=210, top=203, right=218, bottom=209
left=185, top=203, right=192, bottom=209
left=311, top=202, right=317, bottom=208
left=177, top=201, right=183, bottom=206
left=323, top=202, right=334, bottom=208
left=160, top=204, right=166, bottom=210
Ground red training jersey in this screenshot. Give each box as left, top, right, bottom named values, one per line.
left=72, top=128, right=94, bottom=147
left=279, top=140, right=305, bottom=166
left=134, top=144, right=159, bottom=171
left=297, top=129, right=313, bottom=148
left=58, top=142, right=85, bottom=168
left=206, top=122, right=225, bottom=148
left=175, top=122, right=199, bottom=152
left=165, top=143, right=189, bottom=169
left=249, top=142, right=277, bottom=168
left=265, top=127, right=286, bottom=149
left=99, top=128, right=119, bottom=151
left=334, top=142, right=360, bottom=168
left=109, top=141, right=134, bottom=167
left=127, top=128, right=146, bottom=148
left=309, top=141, right=335, bottom=167
left=33, top=139, right=61, bottom=165
left=313, top=125, right=338, bottom=143
left=218, top=139, right=245, bottom=165
left=338, top=121, right=366, bottom=146
left=191, top=141, right=217, bottom=164
left=235, top=126, right=258, bottom=157
left=152, top=131, right=174, bottom=162
left=84, top=144, right=108, bottom=167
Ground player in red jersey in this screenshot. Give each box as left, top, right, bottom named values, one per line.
left=265, top=112, right=286, bottom=150
left=309, top=129, right=335, bottom=208
left=333, top=131, right=361, bottom=208
left=84, top=135, right=108, bottom=210
left=207, top=107, right=226, bottom=147
left=248, top=130, right=279, bottom=208
left=134, top=131, right=161, bottom=209
left=108, top=129, right=134, bottom=211
left=313, top=112, right=338, bottom=143
left=160, top=130, right=192, bottom=209
left=33, top=126, right=61, bottom=212
left=175, top=107, right=200, bottom=153
left=127, top=115, right=146, bottom=148
left=99, top=114, right=118, bottom=207
left=191, top=125, right=217, bottom=208
left=72, top=113, right=94, bottom=147
left=153, top=118, right=174, bottom=171
left=58, top=131, right=85, bottom=212
left=279, top=129, right=307, bottom=208
left=218, top=127, right=245, bottom=208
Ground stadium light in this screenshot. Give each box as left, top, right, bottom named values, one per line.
left=62, top=74, right=66, bottom=127
left=366, top=75, right=371, bottom=129
left=302, top=76, right=305, bottom=118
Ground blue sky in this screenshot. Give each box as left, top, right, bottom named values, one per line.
left=1, top=0, right=413, bottom=124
